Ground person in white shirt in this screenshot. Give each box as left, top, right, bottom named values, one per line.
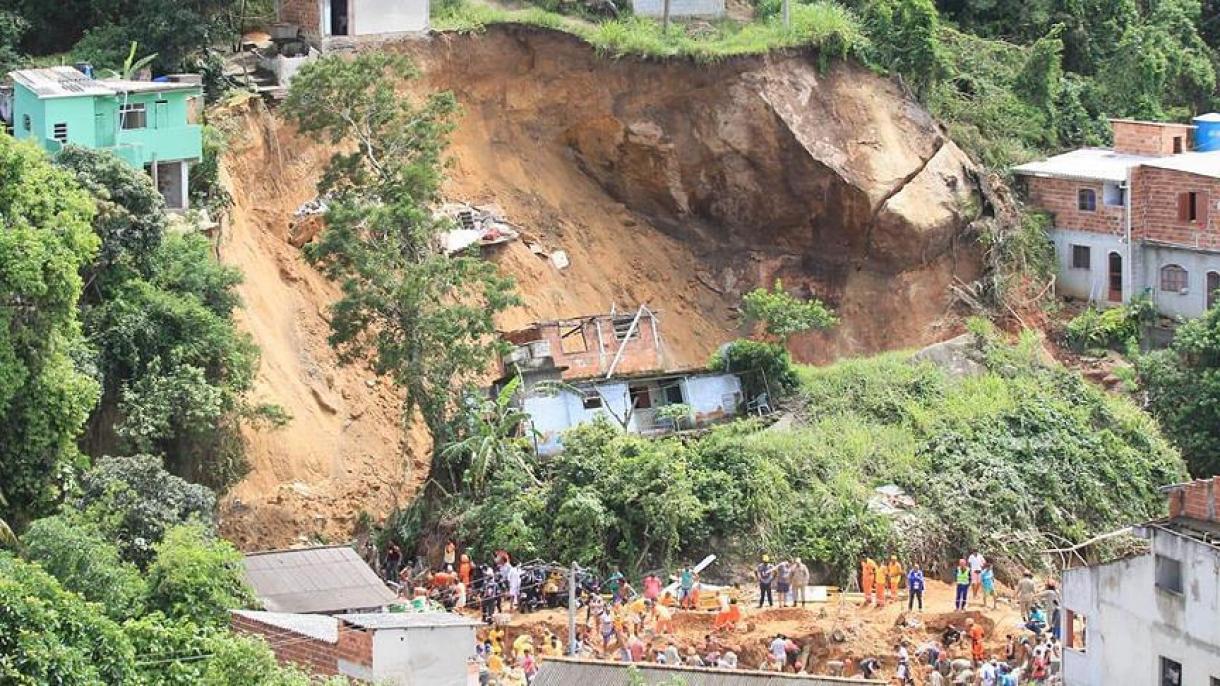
left=967, top=550, right=986, bottom=604
left=979, top=658, right=998, bottom=686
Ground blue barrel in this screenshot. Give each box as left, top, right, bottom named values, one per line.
left=1194, top=113, right=1220, bottom=152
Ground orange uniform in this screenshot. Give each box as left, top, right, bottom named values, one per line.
left=969, top=623, right=986, bottom=661
left=861, top=558, right=878, bottom=604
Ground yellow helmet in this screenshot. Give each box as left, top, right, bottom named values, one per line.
left=762, top=554, right=770, bottom=562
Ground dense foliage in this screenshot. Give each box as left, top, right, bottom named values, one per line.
left=0, top=138, right=100, bottom=528
left=406, top=328, right=1183, bottom=582
left=58, top=146, right=268, bottom=491
left=740, top=280, right=837, bottom=342
left=283, top=53, right=519, bottom=462
left=1138, top=302, right=1220, bottom=476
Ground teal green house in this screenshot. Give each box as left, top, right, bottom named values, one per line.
left=10, top=66, right=203, bottom=210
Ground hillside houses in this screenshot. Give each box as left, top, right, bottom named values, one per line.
left=4, top=66, right=203, bottom=211
left=1014, top=115, right=1220, bottom=318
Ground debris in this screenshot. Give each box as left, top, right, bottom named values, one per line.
left=550, top=250, right=569, bottom=270
left=527, top=241, right=548, bottom=257
left=294, top=197, right=329, bottom=217
left=436, top=202, right=521, bottom=254
left=867, top=484, right=915, bottom=516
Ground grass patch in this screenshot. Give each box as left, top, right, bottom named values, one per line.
left=433, top=0, right=867, bottom=63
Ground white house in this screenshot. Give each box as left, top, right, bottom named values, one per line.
left=276, top=0, right=430, bottom=45
left=1060, top=477, right=1220, bottom=686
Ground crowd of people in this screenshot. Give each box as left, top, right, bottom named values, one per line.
left=376, top=538, right=1069, bottom=685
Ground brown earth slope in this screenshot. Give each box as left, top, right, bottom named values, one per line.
left=218, top=27, right=986, bottom=548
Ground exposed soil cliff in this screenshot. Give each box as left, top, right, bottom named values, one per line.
left=218, top=26, right=986, bottom=548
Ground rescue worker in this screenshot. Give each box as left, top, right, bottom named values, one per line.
left=886, top=555, right=903, bottom=601
left=874, top=564, right=888, bottom=607
left=954, top=558, right=971, bottom=611
left=861, top=557, right=878, bottom=606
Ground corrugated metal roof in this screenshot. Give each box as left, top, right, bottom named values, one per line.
left=10, top=67, right=201, bottom=99
left=243, top=545, right=398, bottom=614
left=1140, top=151, right=1220, bottom=179
left=1012, top=148, right=1152, bottom=183
left=232, top=609, right=339, bottom=643
left=532, top=658, right=886, bottom=686
left=337, top=612, right=483, bottom=630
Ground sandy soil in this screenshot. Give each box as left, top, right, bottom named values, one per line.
left=480, top=580, right=1026, bottom=683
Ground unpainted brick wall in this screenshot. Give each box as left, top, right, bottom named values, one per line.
left=337, top=625, right=374, bottom=668
left=1026, top=177, right=1124, bottom=235
left=1168, top=476, right=1219, bottom=522
left=278, top=0, right=321, bottom=38
left=1130, top=167, right=1219, bottom=249
left=1111, top=120, right=1195, bottom=157
left=230, top=614, right=340, bottom=676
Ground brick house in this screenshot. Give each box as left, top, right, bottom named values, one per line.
left=276, top=0, right=429, bottom=45
left=1014, top=117, right=1220, bottom=318
left=1059, top=477, right=1220, bottom=685
left=497, top=307, right=745, bottom=455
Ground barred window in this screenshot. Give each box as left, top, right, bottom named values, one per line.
left=1160, top=264, right=1188, bottom=293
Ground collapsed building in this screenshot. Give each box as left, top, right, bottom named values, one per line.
left=496, top=306, right=747, bottom=455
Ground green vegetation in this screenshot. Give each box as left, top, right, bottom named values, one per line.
left=1064, top=295, right=1155, bottom=353
left=283, top=53, right=519, bottom=462
left=403, top=326, right=1183, bottom=581
left=434, top=0, right=867, bottom=63
left=741, top=280, right=838, bottom=342
left=1138, top=301, right=1220, bottom=477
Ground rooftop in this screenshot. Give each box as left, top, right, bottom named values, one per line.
left=1012, top=147, right=1153, bottom=183
left=1147, top=516, right=1220, bottom=551
left=243, top=545, right=397, bottom=614
left=336, top=612, right=482, bottom=630
left=232, top=610, right=339, bottom=643
left=1140, top=150, right=1220, bottom=179
left=533, top=658, right=885, bottom=686
left=10, top=66, right=200, bottom=99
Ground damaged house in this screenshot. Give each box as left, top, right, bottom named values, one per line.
left=497, top=307, right=744, bottom=455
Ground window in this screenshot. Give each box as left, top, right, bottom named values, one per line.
left=21, top=114, right=30, bottom=132
left=612, top=316, right=640, bottom=341
left=581, top=392, right=602, bottom=410
left=1173, top=136, right=1184, bottom=154
left=1211, top=678, right=1219, bottom=686
left=1159, top=657, right=1182, bottom=686
left=1070, top=245, right=1091, bottom=270
left=628, top=385, right=651, bottom=409
left=1103, top=182, right=1125, bottom=207
left=1179, top=192, right=1200, bottom=222
left=1160, top=265, right=1189, bottom=293
left=1077, top=188, right=1097, bottom=212
left=120, top=103, right=146, bottom=130
left=1207, top=272, right=1219, bottom=310
left=660, top=383, right=683, bottom=405
left=1155, top=554, right=1183, bottom=594
left=559, top=323, right=588, bottom=354
left=51, top=122, right=67, bottom=143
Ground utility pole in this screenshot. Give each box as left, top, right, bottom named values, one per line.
left=662, top=0, right=671, bottom=33
left=782, top=0, right=790, bottom=29
left=567, top=562, right=578, bottom=655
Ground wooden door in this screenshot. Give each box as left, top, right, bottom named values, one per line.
left=1108, top=252, right=1123, bottom=303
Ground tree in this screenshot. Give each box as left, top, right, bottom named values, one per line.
left=442, top=376, right=536, bottom=494
left=283, top=53, right=519, bottom=455
left=77, top=454, right=217, bottom=567
left=144, top=523, right=254, bottom=628
left=0, top=137, right=100, bottom=528
left=0, top=553, right=136, bottom=684
left=0, top=9, right=26, bottom=72
left=740, top=279, right=836, bottom=343
left=21, top=515, right=146, bottom=620
left=1138, top=302, right=1220, bottom=476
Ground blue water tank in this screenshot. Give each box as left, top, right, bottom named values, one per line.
left=1194, top=113, right=1220, bottom=152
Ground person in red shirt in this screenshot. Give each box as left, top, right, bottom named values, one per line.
left=642, top=573, right=661, bottom=602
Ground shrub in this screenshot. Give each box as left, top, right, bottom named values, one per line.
left=21, top=515, right=146, bottom=620
left=709, top=339, right=799, bottom=401
left=144, top=524, right=255, bottom=628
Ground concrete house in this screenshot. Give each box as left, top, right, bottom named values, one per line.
left=1059, top=477, right=1220, bottom=686
left=233, top=610, right=480, bottom=685
left=276, top=0, right=429, bottom=45
left=1014, top=116, right=1220, bottom=319
left=9, top=66, right=203, bottom=211
left=498, top=307, right=744, bottom=455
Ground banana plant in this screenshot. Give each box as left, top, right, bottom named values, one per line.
left=442, top=375, right=538, bottom=494
left=107, top=41, right=159, bottom=80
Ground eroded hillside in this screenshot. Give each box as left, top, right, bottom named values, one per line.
left=218, top=26, right=987, bottom=548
